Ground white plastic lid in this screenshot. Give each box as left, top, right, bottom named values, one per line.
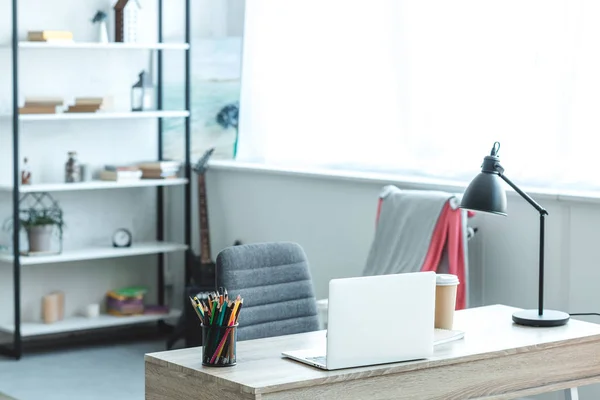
left=436, top=274, right=459, bottom=286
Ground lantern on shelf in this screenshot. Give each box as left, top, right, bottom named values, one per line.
left=131, top=70, right=154, bottom=111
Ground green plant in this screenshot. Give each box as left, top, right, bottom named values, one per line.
left=3, top=208, right=65, bottom=236
left=20, top=208, right=64, bottom=229
left=91, top=11, right=108, bottom=23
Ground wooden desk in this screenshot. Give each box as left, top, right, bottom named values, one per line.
left=145, top=305, right=600, bottom=400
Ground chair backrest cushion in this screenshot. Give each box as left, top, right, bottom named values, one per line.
left=216, top=242, right=320, bottom=341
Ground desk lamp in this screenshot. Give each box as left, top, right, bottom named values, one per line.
left=460, top=142, right=570, bottom=327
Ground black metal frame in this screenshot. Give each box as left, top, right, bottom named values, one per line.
left=5, top=0, right=192, bottom=359
left=10, top=0, right=22, bottom=360
left=156, top=0, right=165, bottom=307
left=184, top=0, right=192, bottom=285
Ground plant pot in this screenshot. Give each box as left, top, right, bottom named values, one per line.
left=27, top=225, right=54, bottom=253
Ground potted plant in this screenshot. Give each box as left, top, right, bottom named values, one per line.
left=20, top=208, right=64, bottom=253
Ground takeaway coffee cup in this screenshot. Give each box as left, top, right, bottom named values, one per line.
left=435, top=274, right=459, bottom=329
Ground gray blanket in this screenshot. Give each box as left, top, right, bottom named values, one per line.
left=362, top=185, right=456, bottom=277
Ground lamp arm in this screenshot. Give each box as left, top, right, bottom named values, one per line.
left=496, top=166, right=548, bottom=216
left=496, top=163, right=547, bottom=316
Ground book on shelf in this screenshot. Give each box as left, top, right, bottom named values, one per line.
left=27, top=30, right=73, bottom=42
left=137, top=160, right=181, bottom=179
left=24, top=96, right=64, bottom=106
left=19, top=106, right=57, bottom=114
left=141, top=170, right=179, bottom=179
left=21, top=96, right=63, bottom=114
left=75, top=97, right=104, bottom=105
left=99, top=170, right=143, bottom=181
left=104, top=165, right=141, bottom=172
left=137, top=161, right=181, bottom=170
left=66, top=96, right=113, bottom=113
left=66, top=105, right=101, bottom=113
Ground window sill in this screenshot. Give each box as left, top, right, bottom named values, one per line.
left=208, top=160, right=600, bottom=205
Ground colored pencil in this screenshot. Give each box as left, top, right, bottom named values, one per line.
left=189, top=287, right=244, bottom=365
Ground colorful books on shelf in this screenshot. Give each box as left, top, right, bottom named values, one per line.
left=19, top=96, right=63, bottom=114
left=99, top=165, right=143, bottom=181
left=27, top=30, right=73, bottom=42
left=138, top=160, right=181, bottom=179
left=106, top=287, right=147, bottom=316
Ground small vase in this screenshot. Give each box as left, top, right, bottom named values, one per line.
left=98, top=21, right=109, bottom=43
left=28, top=225, right=54, bottom=253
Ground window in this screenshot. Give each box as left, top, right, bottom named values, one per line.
left=162, top=1, right=245, bottom=161
left=238, top=1, right=600, bottom=190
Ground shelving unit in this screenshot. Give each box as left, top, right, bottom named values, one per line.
left=0, top=309, right=183, bottom=336
left=0, top=178, right=189, bottom=193
left=18, top=41, right=190, bottom=50
left=14, top=110, right=189, bottom=121
left=0, top=241, right=188, bottom=265
left=1, top=0, right=193, bottom=360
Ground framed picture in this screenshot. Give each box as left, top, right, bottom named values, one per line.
left=162, top=1, right=245, bottom=162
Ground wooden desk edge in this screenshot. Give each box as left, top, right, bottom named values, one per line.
left=145, top=353, right=259, bottom=396
left=145, top=333, right=600, bottom=396
left=487, top=376, right=600, bottom=400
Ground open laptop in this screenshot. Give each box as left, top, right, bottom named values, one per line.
left=282, top=271, right=441, bottom=370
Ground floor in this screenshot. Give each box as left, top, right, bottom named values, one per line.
left=0, top=338, right=172, bottom=400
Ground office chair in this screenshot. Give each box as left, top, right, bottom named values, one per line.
left=216, top=242, right=320, bottom=341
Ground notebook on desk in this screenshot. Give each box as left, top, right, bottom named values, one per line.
left=283, top=272, right=464, bottom=370
left=434, top=328, right=465, bottom=345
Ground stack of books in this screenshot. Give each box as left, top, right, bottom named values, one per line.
left=106, top=287, right=147, bottom=317
left=27, top=30, right=73, bottom=43
left=19, top=97, right=63, bottom=114
left=99, top=165, right=142, bottom=182
left=138, top=161, right=181, bottom=179
left=66, top=97, right=106, bottom=113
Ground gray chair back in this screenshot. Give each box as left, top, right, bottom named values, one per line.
left=216, top=242, right=320, bottom=341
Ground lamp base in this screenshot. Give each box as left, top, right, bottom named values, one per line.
left=512, top=309, right=570, bottom=327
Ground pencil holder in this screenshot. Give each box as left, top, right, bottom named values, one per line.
left=202, top=323, right=238, bottom=367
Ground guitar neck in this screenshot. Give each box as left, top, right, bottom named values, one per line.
left=198, top=173, right=212, bottom=264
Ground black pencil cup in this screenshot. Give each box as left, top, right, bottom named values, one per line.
left=202, top=323, right=238, bottom=367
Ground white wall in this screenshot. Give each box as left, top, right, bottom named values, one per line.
left=202, top=164, right=487, bottom=302
left=203, top=163, right=600, bottom=400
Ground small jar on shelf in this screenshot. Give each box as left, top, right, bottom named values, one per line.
left=65, top=151, right=81, bottom=183
left=21, top=157, right=32, bottom=185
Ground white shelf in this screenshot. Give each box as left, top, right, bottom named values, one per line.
left=0, top=178, right=188, bottom=193
left=16, top=110, right=189, bottom=121
left=0, top=309, right=182, bottom=336
left=0, top=241, right=188, bottom=265
left=18, top=41, right=190, bottom=50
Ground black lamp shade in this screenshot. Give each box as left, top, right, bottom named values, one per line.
left=461, top=172, right=507, bottom=215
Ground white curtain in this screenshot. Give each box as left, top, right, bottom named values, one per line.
left=237, top=0, right=600, bottom=190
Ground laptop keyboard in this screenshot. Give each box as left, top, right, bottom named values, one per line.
left=306, top=356, right=327, bottom=365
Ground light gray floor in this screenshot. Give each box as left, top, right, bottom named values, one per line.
left=0, top=339, right=170, bottom=400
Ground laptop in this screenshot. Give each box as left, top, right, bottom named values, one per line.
left=282, top=271, right=442, bottom=370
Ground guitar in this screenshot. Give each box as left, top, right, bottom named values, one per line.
left=190, top=148, right=241, bottom=288
left=166, top=149, right=241, bottom=350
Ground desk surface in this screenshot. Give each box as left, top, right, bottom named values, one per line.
left=146, top=305, right=600, bottom=400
